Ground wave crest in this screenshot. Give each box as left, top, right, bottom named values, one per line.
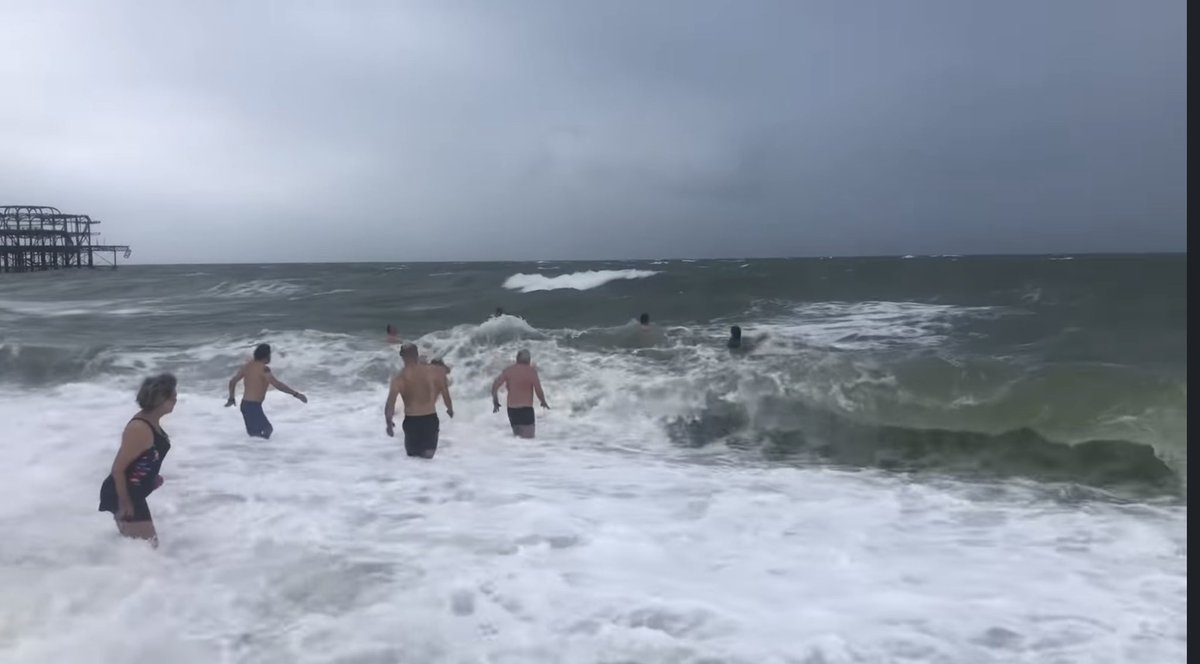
left=666, top=395, right=1182, bottom=496
left=503, top=269, right=659, bottom=293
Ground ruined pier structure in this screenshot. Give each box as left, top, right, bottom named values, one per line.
left=0, top=205, right=131, bottom=273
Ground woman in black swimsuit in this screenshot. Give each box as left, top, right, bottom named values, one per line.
left=99, top=373, right=177, bottom=546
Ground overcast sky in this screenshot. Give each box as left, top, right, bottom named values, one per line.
left=0, top=0, right=1186, bottom=263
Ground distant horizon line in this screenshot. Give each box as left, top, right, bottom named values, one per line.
left=121, top=251, right=1186, bottom=267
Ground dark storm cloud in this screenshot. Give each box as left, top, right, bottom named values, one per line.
left=0, top=0, right=1185, bottom=262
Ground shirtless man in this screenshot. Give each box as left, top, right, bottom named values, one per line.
left=225, top=343, right=307, bottom=439
left=491, top=349, right=549, bottom=439
left=385, top=343, right=454, bottom=458
left=386, top=324, right=401, bottom=345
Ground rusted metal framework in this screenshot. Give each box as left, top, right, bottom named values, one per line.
left=0, top=205, right=131, bottom=273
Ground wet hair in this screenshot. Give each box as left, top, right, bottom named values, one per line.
left=136, top=373, right=177, bottom=411
left=639, top=313, right=650, bottom=325
left=730, top=325, right=742, bottom=340
left=253, top=343, right=271, bottom=361
left=516, top=349, right=531, bottom=364
left=399, top=343, right=420, bottom=362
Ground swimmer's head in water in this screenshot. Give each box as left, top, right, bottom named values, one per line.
left=516, top=349, right=531, bottom=365
left=639, top=313, right=650, bottom=325
left=386, top=324, right=396, bottom=335
left=399, top=343, right=420, bottom=364
left=495, top=307, right=504, bottom=317
left=253, top=343, right=271, bottom=362
left=730, top=325, right=742, bottom=340
left=430, top=358, right=450, bottom=373
left=137, top=373, right=178, bottom=413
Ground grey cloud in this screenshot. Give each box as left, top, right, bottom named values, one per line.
left=0, top=0, right=1185, bottom=262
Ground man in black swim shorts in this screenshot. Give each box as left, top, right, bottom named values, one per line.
left=491, top=349, right=549, bottom=439
left=385, top=343, right=454, bottom=458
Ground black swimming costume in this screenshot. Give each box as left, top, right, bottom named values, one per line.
left=240, top=400, right=273, bottom=439
left=99, top=417, right=171, bottom=522
left=402, top=413, right=440, bottom=457
left=507, top=407, right=535, bottom=427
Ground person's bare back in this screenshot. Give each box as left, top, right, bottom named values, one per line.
left=240, top=361, right=272, bottom=402
left=497, top=364, right=541, bottom=408
left=391, top=364, right=446, bottom=416
left=491, top=349, right=548, bottom=438
left=385, top=344, right=453, bottom=458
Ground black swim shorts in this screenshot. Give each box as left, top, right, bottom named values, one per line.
left=402, top=413, right=440, bottom=458
left=507, top=407, right=535, bottom=426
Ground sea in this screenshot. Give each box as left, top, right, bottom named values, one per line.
left=0, top=255, right=1187, bottom=664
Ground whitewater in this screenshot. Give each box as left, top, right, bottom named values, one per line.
left=0, top=259, right=1187, bottom=664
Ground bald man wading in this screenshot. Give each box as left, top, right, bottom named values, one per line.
left=491, top=349, right=549, bottom=438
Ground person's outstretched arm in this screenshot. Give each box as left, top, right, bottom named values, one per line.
left=267, top=368, right=307, bottom=403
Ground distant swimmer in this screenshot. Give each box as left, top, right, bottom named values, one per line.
left=225, top=343, right=308, bottom=439
left=491, top=349, right=549, bottom=439
left=634, top=311, right=663, bottom=346
left=98, top=373, right=177, bottom=547
left=727, top=325, right=766, bottom=353
left=385, top=343, right=454, bottom=458
left=386, top=324, right=401, bottom=344
left=494, top=307, right=505, bottom=318
left=727, top=325, right=743, bottom=349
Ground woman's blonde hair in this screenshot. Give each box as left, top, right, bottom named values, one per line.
left=136, top=373, right=177, bottom=411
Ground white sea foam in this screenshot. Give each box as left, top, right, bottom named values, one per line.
left=203, top=280, right=307, bottom=299
left=502, top=269, right=659, bottom=293
left=746, top=301, right=1005, bottom=351
left=0, top=319, right=1186, bottom=663
left=0, top=369, right=1185, bottom=663
left=0, top=298, right=159, bottom=318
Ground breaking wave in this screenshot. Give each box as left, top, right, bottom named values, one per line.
left=666, top=395, right=1180, bottom=495
left=502, top=269, right=659, bottom=293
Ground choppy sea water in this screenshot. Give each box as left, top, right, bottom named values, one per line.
left=0, top=256, right=1187, bottom=663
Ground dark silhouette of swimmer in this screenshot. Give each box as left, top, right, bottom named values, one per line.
left=727, top=325, right=766, bottom=353
left=727, top=325, right=743, bottom=349
left=494, top=307, right=505, bottom=318
left=634, top=312, right=662, bottom=346
left=386, top=324, right=401, bottom=345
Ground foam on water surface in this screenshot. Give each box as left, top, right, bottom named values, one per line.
left=0, top=258, right=1186, bottom=663
left=0, top=375, right=1186, bottom=664
left=503, top=270, right=660, bottom=293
